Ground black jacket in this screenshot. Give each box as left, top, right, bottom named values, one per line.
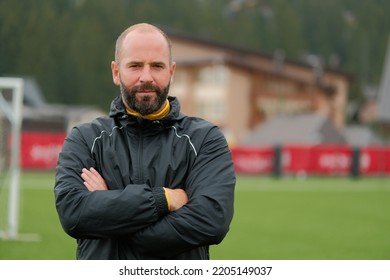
left=54, top=96, right=235, bottom=259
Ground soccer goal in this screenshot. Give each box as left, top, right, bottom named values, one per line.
left=0, top=77, right=24, bottom=240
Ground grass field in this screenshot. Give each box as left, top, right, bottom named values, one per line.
left=0, top=172, right=389, bottom=260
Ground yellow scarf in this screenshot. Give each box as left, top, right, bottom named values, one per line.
left=126, top=100, right=170, bottom=120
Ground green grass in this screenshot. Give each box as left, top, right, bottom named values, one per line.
left=211, top=176, right=390, bottom=260
left=0, top=172, right=389, bottom=260
left=0, top=172, right=75, bottom=259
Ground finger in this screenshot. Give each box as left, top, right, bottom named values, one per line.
left=83, top=181, right=95, bottom=192
left=81, top=168, right=101, bottom=190
left=82, top=168, right=101, bottom=186
left=81, top=167, right=108, bottom=190
left=89, top=167, right=106, bottom=186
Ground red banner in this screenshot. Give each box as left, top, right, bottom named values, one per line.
left=21, top=132, right=66, bottom=170
left=231, top=146, right=274, bottom=174
left=232, top=145, right=390, bottom=176
left=283, top=145, right=353, bottom=175
left=17, top=133, right=390, bottom=175
left=360, top=146, right=390, bottom=175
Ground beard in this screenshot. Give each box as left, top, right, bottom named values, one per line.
left=120, top=79, right=170, bottom=115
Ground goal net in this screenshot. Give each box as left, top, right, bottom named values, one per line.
left=0, top=77, right=24, bottom=240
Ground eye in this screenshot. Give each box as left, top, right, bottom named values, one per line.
left=152, top=63, right=165, bottom=69
left=129, top=64, right=141, bottom=68
left=125, top=62, right=142, bottom=69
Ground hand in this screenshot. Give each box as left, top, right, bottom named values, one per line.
left=165, top=188, right=188, bottom=212
left=81, top=167, right=108, bottom=192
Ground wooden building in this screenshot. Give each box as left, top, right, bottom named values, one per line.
left=167, top=30, right=351, bottom=145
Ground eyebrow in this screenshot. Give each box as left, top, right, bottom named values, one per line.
left=150, top=61, right=167, bottom=67
left=125, top=60, right=168, bottom=67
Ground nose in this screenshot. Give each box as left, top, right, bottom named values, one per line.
left=139, top=66, right=153, bottom=83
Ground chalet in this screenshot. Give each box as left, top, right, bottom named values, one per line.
left=166, top=29, right=351, bottom=145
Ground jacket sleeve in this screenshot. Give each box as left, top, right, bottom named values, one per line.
left=130, top=126, right=236, bottom=257
left=54, top=126, right=169, bottom=239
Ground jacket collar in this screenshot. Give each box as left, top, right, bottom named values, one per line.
left=109, top=95, right=184, bottom=127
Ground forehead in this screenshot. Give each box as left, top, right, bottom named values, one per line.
left=119, top=30, right=170, bottom=63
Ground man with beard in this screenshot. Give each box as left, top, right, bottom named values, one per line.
left=54, top=23, right=236, bottom=260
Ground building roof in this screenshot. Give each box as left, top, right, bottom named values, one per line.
left=376, top=35, right=390, bottom=122
left=0, top=76, right=46, bottom=108
left=176, top=53, right=337, bottom=94
left=164, top=27, right=352, bottom=80
left=0, top=76, right=105, bottom=132
left=240, top=113, right=346, bottom=146
left=22, top=76, right=46, bottom=108
left=343, top=125, right=384, bottom=147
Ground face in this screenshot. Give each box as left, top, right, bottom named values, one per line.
left=111, top=29, right=176, bottom=115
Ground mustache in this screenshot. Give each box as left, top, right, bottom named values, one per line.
left=132, top=83, right=160, bottom=92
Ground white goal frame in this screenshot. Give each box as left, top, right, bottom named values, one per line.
left=0, top=77, right=24, bottom=240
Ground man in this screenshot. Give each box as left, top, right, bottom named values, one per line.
left=54, top=23, right=235, bottom=260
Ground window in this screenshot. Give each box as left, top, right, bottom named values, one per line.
left=197, top=65, right=228, bottom=84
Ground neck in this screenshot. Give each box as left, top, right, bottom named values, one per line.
left=126, top=99, right=170, bottom=120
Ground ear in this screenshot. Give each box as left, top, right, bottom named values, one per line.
left=170, top=62, right=176, bottom=83
left=111, top=61, right=120, bottom=86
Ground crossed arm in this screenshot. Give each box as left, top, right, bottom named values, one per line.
left=81, top=167, right=188, bottom=211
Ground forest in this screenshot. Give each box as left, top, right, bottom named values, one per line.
left=0, top=0, right=389, bottom=113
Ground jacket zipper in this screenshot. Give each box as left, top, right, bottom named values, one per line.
left=137, top=127, right=144, bottom=183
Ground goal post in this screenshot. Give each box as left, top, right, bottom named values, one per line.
left=0, top=77, right=24, bottom=240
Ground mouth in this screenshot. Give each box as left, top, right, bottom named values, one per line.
left=137, top=90, right=156, bottom=95
left=136, top=91, right=157, bottom=102
left=132, top=83, right=160, bottom=100
left=138, top=89, right=155, bottom=93
left=136, top=83, right=159, bottom=93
